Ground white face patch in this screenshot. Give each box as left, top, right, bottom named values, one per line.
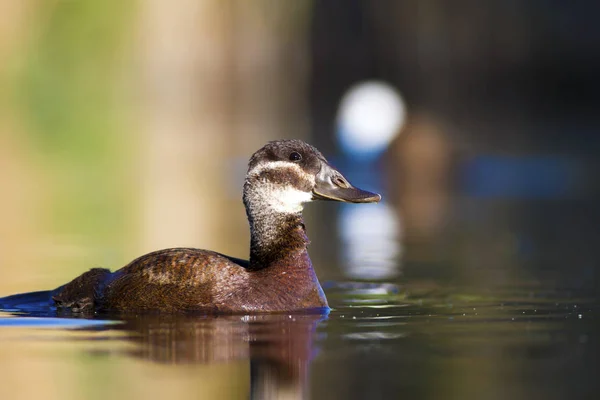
left=263, top=185, right=313, bottom=213
left=247, top=161, right=316, bottom=186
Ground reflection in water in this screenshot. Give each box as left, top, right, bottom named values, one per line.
left=338, top=202, right=402, bottom=280
left=113, top=313, right=326, bottom=400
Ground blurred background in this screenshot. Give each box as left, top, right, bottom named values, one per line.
left=2, top=0, right=599, bottom=296
left=2, top=1, right=600, bottom=399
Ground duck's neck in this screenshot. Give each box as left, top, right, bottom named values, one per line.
left=243, top=185, right=310, bottom=270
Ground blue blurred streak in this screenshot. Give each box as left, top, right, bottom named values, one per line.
left=462, top=156, right=584, bottom=199
left=0, top=317, right=119, bottom=329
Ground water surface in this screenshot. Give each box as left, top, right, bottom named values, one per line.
left=1, top=281, right=597, bottom=400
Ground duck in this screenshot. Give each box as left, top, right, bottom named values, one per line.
left=0, top=140, right=380, bottom=314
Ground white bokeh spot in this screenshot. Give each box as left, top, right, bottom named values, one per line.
left=337, top=81, right=406, bottom=157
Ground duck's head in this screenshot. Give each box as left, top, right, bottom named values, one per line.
left=244, top=139, right=380, bottom=215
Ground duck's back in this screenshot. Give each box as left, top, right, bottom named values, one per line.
left=96, top=248, right=250, bottom=312
left=49, top=246, right=327, bottom=314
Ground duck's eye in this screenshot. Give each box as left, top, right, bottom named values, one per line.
left=289, top=152, right=302, bottom=162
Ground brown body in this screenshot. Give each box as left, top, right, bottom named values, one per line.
left=53, top=212, right=327, bottom=313
left=95, top=248, right=325, bottom=313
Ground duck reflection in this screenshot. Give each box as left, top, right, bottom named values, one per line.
left=114, top=312, right=327, bottom=399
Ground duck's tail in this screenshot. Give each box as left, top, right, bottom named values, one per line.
left=1, top=268, right=111, bottom=314
left=0, top=290, right=56, bottom=311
